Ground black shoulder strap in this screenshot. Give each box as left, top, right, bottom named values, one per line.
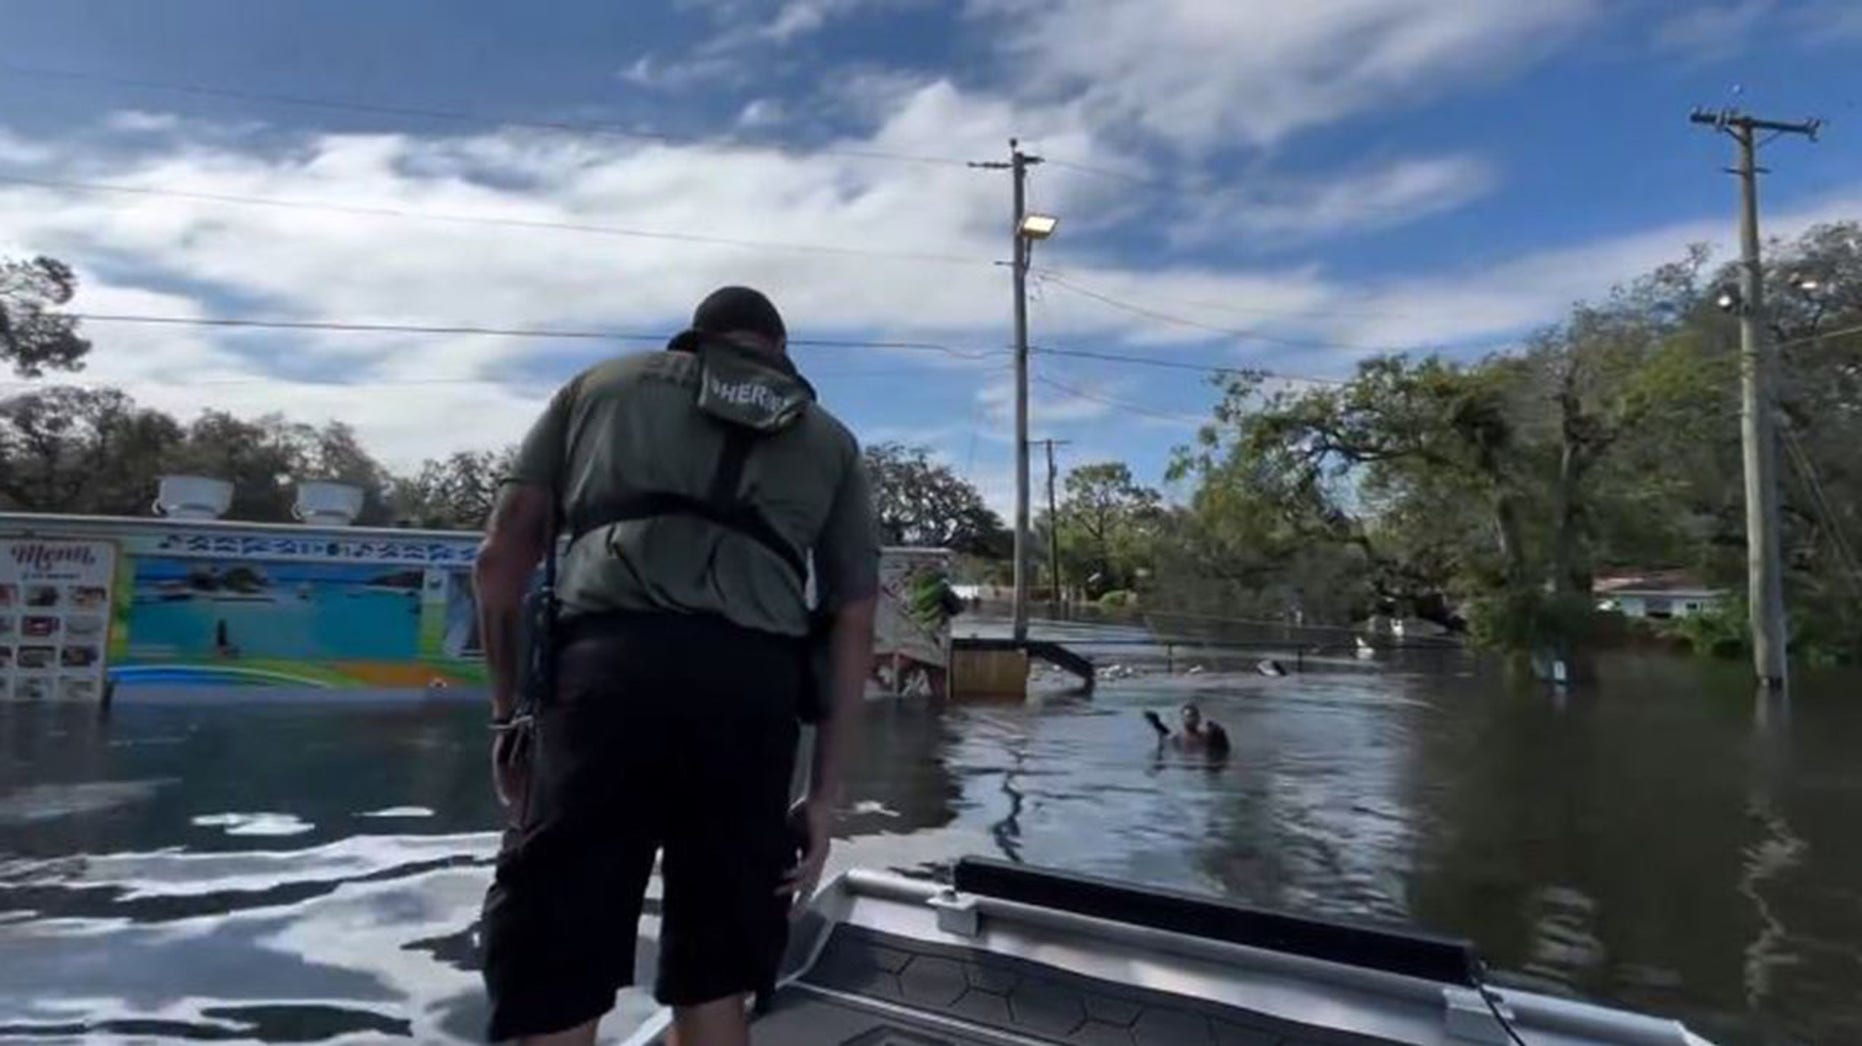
left=566, top=422, right=809, bottom=585
left=710, top=426, right=755, bottom=507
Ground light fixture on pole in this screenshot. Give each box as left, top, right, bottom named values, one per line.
left=1019, top=214, right=1059, bottom=241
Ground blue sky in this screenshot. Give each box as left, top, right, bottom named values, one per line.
left=0, top=0, right=1858, bottom=511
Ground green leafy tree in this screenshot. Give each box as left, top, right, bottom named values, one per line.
left=863, top=443, right=1009, bottom=555
left=1057, top=461, right=1162, bottom=599
left=167, top=413, right=396, bottom=524
left=0, top=256, right=91, bottom=377
left=391, top=448, right=516, bottom=529
left=0, top=386, right=183, bottom=514
left=1167, top=223, right=1862, bottom=662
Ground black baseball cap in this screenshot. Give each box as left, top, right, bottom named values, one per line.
left=692, top=286, right=786, bottom=343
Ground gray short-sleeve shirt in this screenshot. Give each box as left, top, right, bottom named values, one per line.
left=509, top=349, right=880, bottom=637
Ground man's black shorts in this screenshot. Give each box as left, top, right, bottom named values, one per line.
left=480, top=612, right=802, bottom=1042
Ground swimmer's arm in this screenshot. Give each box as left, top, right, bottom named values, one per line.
left=1143, top=710, right=1171, bottom=739
left=475, top=482, right=550, bottom=721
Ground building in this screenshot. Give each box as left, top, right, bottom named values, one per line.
left=0, top=475, right=952, bottom=704
left=1594, top=570, right=1728, bottom=620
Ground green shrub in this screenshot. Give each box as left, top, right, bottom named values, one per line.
left=1657, top=600, right=1748, bottom=659
left=1467, top=588, right=1610, bottom=654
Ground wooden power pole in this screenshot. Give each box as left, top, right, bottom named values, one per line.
left=1690, top=107, right=1821, bottom=692
left=1036, top=438, right=1071, bottom=612
left=971, top=140, right=1044, bottom=642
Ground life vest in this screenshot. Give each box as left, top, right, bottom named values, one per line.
left=562, top=331, right=819, bottom=587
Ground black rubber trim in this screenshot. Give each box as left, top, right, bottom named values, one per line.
left=952, top=857, right=1481, bottom=988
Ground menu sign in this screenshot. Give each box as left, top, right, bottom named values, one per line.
left=0, top=539, right=116, bottom=702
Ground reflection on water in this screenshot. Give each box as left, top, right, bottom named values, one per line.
left=2, top=649, right=1859, bottom=1044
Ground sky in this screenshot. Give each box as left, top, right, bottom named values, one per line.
left=0, top=0, right=1858, bottom=513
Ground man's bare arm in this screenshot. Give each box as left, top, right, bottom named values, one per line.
left=1143, top=710, right=1171, bottom=739
left=807, top=594, right=876, bottom=808
left=474, top=483, right=552, bottom=720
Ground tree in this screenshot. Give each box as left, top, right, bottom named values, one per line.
left=863, top=443, right=1009, bottom=555
left=1178, top=357, right=1523, bottom=611
left=391, top=448, right=516, bottom=529
left=0, top=256, right=91, bottom=377
left=0, top=387, right=183, bottom=514
left=167, top=412, right=397, bottom=524
left=1057, top=461, right=1162, bottom=599
left=1166, top=223, right=1862, bottom=662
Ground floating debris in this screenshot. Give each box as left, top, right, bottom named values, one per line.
left=190, top=812, right=315, bottom=837
left=358, top=806, right=435, bottom=819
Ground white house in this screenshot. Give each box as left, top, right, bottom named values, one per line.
left=1594, top=571, right=1728, bottom=620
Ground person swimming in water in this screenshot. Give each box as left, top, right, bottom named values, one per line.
left=1144, top=702, right=1230, bottom=757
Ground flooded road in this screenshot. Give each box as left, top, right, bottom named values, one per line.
left=1, top=649, right=1857, bottom=1044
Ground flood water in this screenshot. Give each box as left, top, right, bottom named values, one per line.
left=1, top=637, right=1858, bottom=1044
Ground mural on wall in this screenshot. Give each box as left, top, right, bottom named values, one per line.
left=67, top=523, right=489, bottom=693
left=110, top=557, right=485, bottom=691
left=0, top=539, right=118, bottom=703
left=1, top=516, right=950, bottom=699
left=128, top=557, right=423, bottom=660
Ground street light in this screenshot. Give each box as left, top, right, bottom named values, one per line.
left=1715, top=285, right=1743, bottom=313
left=1019, top=213, right=1059, bottom=241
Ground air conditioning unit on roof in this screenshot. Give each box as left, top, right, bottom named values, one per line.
left=153, top=475, right=233, bottom=520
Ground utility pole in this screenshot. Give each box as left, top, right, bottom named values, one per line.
left=971, top=139, right=1044, bottom=641
left=1036, top=438, right=1071, bottom=613
left=1690, top=107, right=1821, bottom=692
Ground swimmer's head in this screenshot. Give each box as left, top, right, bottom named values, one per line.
left=1179, top=703, right=1202, bottom=730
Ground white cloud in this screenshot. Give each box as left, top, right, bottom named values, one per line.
left=1654, top=1, right=1778, bottom=61
left=1323, top=185, right=1862, bottom=353
left=103, top=110, right=182, bottom=134
left=977, top=0, right=1599, bottom=150
left=2, top=56, right=1855, bottom=476
left=0, top=86, right=1103, bottom=466
left=1173, top=154, right=1498, bottom=245
left=619, top=53, right=746, bottom=91
left=761, top=0, right=865, bottom=41
left=0, top=129, right=58, bottom=165
left=976, top=368, right=1116, bottom=428
left=683, top=0, right=910, bottom=46
left=1657, top=1, right=1858, bottom=59
left=737, top=98, right=786, bottom=128
left=1797, top=0, right=1862, bottom=40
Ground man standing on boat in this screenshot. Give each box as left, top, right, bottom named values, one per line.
left=472, top=287, right=880, bottom=1046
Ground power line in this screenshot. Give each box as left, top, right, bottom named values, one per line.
left=59, top=310, right=1337, bottom=381
left=0, top=363, right=973, bottom=392
left=1781, top=426, right=1862, bottom=598
left=0, top=174, right=991, bottom=267
left=1037, top=270, right=1381, bottom=351
left=61, top=312, right=1012, bottom=360
left=1031, top=344, right=1346, bottom=386
left=64, top=311, right=1846, bottom=391
left=1778, top=320, right=1862, bottom=350
left=1039, top=156, right=1161, bottom=188
left=1034, top=265, right=1418, bottom=322
left=0, top=62, right=975, bottom=170
left=1033, top=373, right=1207, bottom=426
